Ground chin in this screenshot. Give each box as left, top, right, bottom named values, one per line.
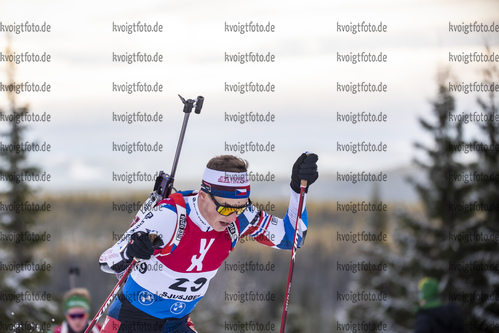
left=216, top=221, right=230, bottom=231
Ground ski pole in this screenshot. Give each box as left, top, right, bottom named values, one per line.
left=85, top=232, right=160, bottom=333
left=279, top=179, right=307, bottom=333
left=84, top=258, right=136, bottom=333
left=86, top=95, right=203, bottom=331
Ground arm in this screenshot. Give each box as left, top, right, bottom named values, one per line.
left=99, top=199, right=178, bottom=274
left=238, top=187, right=308, bottom=250
left=238, top=153, right=318, bottom=250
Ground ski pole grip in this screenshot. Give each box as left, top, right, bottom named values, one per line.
left=300, top=152, right=312, bottom=188
left=195, top=96, right=204, bottom=114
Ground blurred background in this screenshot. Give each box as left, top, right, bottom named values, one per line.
left=0, top=0, right=498, bottom=332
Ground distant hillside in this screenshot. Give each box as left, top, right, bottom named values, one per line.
left=217, top=165, right=423, bottom=202
left=39, top=165, right=423, bottom=204
left=31, top=193, right=420, bottom=329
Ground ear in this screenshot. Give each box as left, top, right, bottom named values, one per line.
left=198, top=190, right=208, bottom=201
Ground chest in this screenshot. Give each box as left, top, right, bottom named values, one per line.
left=157, top=218, right=232, bottom=273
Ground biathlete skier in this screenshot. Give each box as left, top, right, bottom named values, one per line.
left=98, top=153, right=318, bottom=332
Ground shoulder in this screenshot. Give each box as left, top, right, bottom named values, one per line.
left=442, top=302, right=462, bottom=314
left=146, top=196, right=181, bottom=221
left=240, top=204, right=260, bottom=223
left=237, top=205, right=261, bottom=232
left=50, top=324, right=62, bottom=333
left=158, top=191, right=197, bottom=210
left=414, top=309, right=433, bottom=333
left=157, top=197, right=179, bottom=211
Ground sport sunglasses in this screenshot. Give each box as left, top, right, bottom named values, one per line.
left=204, top=190, right=251, bottom=216
left=67, top=312, right=86, bottom=319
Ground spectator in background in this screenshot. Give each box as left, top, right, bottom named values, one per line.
left=414, top=277, right=464, bottom=333
left=51, top=288, right=101, bottom=333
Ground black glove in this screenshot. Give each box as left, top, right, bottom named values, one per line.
left=290, top=152, right=319, bottom=193
left=126, top=232, right=155, bottom=260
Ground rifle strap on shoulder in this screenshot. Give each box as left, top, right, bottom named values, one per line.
left=158, top=192, right=187, bottom=256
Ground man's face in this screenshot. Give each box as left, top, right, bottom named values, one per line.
left=66, top=307, right=88, bottom=332
left=198, top=191, right=249, bottom=232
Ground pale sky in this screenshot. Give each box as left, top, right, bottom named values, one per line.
left=0, top=0, right=498, bottom=194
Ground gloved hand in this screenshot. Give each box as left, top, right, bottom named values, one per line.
left=125, top=231, right=155, bottom=260
left=290, top=152, right=319, bottom=193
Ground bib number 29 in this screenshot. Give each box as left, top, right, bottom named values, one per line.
left=169, top=277, right=207, bottom=292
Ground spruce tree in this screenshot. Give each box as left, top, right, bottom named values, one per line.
left=463, top=45, right=499, bottom=332
left=0, top=40, right=56, bottom=330
left=367, top=67, right=474, bottom=332
left=344, top=183, right=391, bottom=332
